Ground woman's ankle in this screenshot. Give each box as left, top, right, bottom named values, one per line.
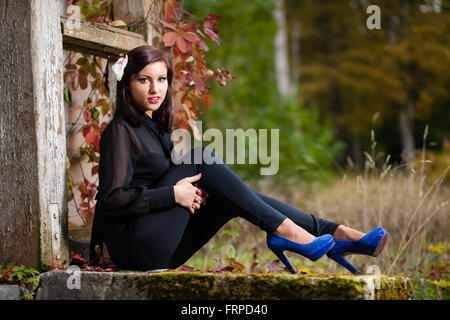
left=333, top=225, right=365, bottom=241
left=274, top=218, right=315, bottom=244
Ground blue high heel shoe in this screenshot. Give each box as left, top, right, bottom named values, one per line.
left=326, top=226, right=388, bottom=274
left=266, top=233, right=335, bottom=274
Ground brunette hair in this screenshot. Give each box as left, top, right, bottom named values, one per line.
left=114, top=46, right=174, bottom=133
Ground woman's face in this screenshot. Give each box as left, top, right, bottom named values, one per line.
left=129, top=61, right=168, bottom=119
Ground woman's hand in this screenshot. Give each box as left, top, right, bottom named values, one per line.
left=193, top=183, right=209, bottom=207
left=174, top=173, right=208, bottom=214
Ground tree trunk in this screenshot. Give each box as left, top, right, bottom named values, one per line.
left=290, top=18, right=301, bottom=94
left=398, top=100, right=416, bottom=163
left=273, top=0, right=291, bottom=96
left=387, top=0, right=415, bottom=165
left=398, top=0, right=415, bottom=164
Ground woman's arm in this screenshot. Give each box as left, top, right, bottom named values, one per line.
left=97, top=120, right=176, bottom=218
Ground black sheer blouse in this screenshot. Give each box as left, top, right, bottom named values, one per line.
left=94, top=111, right=177, bottom=217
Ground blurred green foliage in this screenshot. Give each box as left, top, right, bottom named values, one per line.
left=184, top=0, right=344, bottom=184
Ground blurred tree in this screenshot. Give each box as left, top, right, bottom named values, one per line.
left=288, top=0, right=450, bottom=168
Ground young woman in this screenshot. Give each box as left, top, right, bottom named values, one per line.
left=89, top=46, right=387, bottom=274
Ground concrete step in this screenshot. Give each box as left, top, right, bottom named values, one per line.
left=27, top=269, right=412, bottom=300
left=63, top=227, right=413, bottom=300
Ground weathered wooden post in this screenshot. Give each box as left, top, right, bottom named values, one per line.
left=112, top=0, right=166, bottom=50
left=0, top=0, right=69, bottom=268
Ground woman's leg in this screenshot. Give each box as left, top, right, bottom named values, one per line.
left=181, top=146, right=288, bottom=234
left=174, top=146, right=343, bottom=248
left=167, top=193, right=239, bottom=268
left=252, top=190, right=340, bottom=237
left=250, top=189, right=365, bottom=241
left=163, top=146, right=365, bottom=269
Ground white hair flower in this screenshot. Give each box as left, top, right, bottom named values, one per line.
left=112, top=55, right=128, bottom=81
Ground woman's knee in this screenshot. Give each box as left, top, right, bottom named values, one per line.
left=195, top=146, right=223, bottom=166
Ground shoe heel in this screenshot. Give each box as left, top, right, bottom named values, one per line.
left=373, top=233, right=388, bottom=257
left=328, top=253, right=360, bottom=274
left=272, top=249, right=297, bottom=274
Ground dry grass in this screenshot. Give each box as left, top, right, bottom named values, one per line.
left=186, top=130, right=450, bottom=299
left=185, top=131, right=449, bottom=296
left=190, top=164, right=448, bottom=274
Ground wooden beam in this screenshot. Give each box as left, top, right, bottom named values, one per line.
left=61, top=16, right=147, bottom=59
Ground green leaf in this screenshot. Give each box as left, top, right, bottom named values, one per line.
left=89, top=62, right=97, bottom=78
left=76, top=58, right=89, bottom=66
left=64, top=87, right=72, bottom=104
left=228, top=220, right=241, bottom=230
left=427, top=279, right=450, bottom=288
left=222, top=230, right=238, bottom=237
left=90, top=107, right=100, bottom=120
left=221, top=243, right=236, bottom=258
left=95, top=57, right=102, bottom=70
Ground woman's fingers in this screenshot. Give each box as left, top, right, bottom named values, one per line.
left=194, top=184, right=209, bottom=203
left=184, top=173, right=202, bottom=184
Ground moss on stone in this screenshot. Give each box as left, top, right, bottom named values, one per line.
left=119, top=272, right=402, bottom=300
left=375, top=276, right=413, bottom=300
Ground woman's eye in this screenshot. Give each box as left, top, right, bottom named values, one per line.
left=138, top=77, right=166, bottom=83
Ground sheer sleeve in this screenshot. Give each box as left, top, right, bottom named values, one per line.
left=97, top=120, right=176, bottom=218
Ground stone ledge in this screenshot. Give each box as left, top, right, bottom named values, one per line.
left=31, top=270, right=412, bottom=300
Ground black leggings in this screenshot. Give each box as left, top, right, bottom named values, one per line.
left=103, top=146, right=340, bottom=271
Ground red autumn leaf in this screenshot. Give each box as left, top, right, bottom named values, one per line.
left=197, top=39, right=209, bottom=52
left=179, top=265, right=194, bottom=272
left=92, top=122, right=100, bottom=131
left=175, top=34, right=190, bottom=53
left=91, top=165, right=99, bottom=176
left=204, top=14, right=220, bottom=33
left=227, top=258, right=246, bottom=272
left=204, top=28, right=222, bottom=45
left=83, top=109, right=91, bottom=122
left=81, top=125, right=91, bottom=137
left=94, top=133, right=101, bottom=153
left=202, top=93, right=213, bottom=111
left=192, top=72, right=205, bottom=92
left=78, top=69, right=88, bottom=90
left=70, top=252, right=87, bottom=262
left=182, top=31, right=200, bottom=43
left=162, top=31, right=177, bottom=47
left=163, top=2, right=177, bottom=23
left=205, top=13, right=220, bottom=21
left=219, top=266, right=234, bottom=272
left=86, top=130, right=96, bottom=144
left=181, top=22, right=199, bottom=32
left=88, top=190, right=95, bottom=201
left=159, top=19, right=177, bottom=31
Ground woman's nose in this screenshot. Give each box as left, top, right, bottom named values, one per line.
left=148, top=81, right=159, bottom=93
